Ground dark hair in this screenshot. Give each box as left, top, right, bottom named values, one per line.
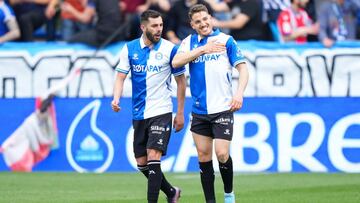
left=140, top=10, right=162, bottom=24
left=188, top=4, right=209, bottom=20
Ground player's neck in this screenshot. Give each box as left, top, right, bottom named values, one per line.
left=142, top=36, right=155, bottom=49
left=199, top=30, right=214, bottom=40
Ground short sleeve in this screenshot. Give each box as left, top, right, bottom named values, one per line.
left=226, top=36, right=246, bottom=67
left=3, top=3, right=15, bottom=22
left=115, top=44, right=131, bottom=74
left=177, top=35, right=191, bottom=54
left=170, top=45, right=186, bottom=76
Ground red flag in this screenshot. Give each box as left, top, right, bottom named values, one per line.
left=0, top=97, right=58, bottom=172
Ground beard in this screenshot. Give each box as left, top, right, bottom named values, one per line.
left=145, top=30, right=161, bottom=44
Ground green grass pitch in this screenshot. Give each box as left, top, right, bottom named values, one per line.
left=0, top=172, right=359, bottom=203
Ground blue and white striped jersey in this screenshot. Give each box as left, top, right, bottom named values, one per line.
left=116, top=37, right=186, bottom=120
left=178, top=29, right=246, bottom=115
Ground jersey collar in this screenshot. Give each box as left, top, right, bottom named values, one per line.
left=197, top=29, right=221, bottom=42
left=140, top=35, right=162, bottom=51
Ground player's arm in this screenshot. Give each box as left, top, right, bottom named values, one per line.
left=172, top=39, right=226, bottom=68
left=0, top=18, right=20, bottom=43
left=230, top=62, right=249, bottom=112
left=214, top=13, right=249, bottom=29
left=112, top=44, right=130, bottom=112
left=204, top=0, right=229, bottom=12
left=173, top=74, right=186, bottom=132
left=112, top=72, right=127, bottom=112
left=10, top=0, right=51, bottom=5
left=281, top=24, right=318, bottom=42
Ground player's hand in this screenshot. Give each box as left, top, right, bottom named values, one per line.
left=111, top=99, right=121, bottom=112
left=202, top=39, right=226, bottom=54
left=229, top=93, right=243, bottom=112
left=173, top=114, right=184, bottom=132
left=322, top=37, right=334, bottom=48
left=45, top=4, right=56, bottom=19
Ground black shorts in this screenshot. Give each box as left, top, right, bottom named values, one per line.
left=190, top=110, right=233, bottom=141
left=132, top=113, right=172, bottom=158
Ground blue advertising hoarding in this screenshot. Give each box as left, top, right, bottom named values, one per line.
left=0, top=98, right=359, bottom=172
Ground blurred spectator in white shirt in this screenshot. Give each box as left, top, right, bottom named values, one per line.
left=318, top=0, right=360, bottom=47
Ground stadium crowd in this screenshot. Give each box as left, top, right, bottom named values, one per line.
left=0, top=0, right=359, bottom=47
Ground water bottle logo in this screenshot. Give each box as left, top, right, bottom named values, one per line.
left=66, top=99, right=114, bottom=173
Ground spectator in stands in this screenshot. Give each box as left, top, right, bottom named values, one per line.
left=131, top=0, right=171, bottom=39
left=58, top=0, right=95, bottom=41
left=120, top=0, right=147, bottom=40
left=349, top=0, right=360, bottom=39
left=9, top=0, right=57, bottom=41
left=304, top=0, right=318, bottom=42
left=166, top=0, right=213, bottom=44
left=277, top=0, right=318, bottom=43
left=205, top=0, right=231, bottom=34
left=68, top=0, right=125, bottom=47
left=318, top=0, right=360, bottom=47
left=357, top=9, right=360, bottom=39
left=136, top=0, right=170, bottom=13
left=263, top=0, right=290, bottom=23
left=0, top=0, right=20, bottom=43
left=210, top=0, right=268, bottom=41
left=263, top=0, right=317, bottom=41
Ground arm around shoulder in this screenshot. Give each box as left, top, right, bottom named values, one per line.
left=172, top=47, right=206, bottom=68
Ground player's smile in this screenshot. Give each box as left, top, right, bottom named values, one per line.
left=200, top=25, right=210, bottom=34
left=191, top=11, right=213, bottom=37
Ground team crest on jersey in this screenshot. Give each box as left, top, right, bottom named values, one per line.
left=236, top=48, right=242, bottom=57
left=155, top=52, right=163, bottom=60
left=132, top=53, right=138, bottom=60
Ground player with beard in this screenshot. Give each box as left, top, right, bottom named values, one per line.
left=112, top=10, right=186, bottom=203
left=172, top=4, right=249, bottom=203
left=277, top=0, right=319, bottom=43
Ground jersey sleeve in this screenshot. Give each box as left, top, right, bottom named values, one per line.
left=3, top=3, right=16, bottom=22
left=115, top=44, right=130, bottom=74
left=170, top=45, right=186, bottom=76
left=226, top=36, right=246, bottom=67
left=177, top=35, right=191, bottom=54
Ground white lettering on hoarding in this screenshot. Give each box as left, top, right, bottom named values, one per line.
left=328, top=113, right=360, bottom=172
left=1, top=49, right=360, bottom=98
left=256, top=55, right=302, bottom=96
left=277, top=113, right=327, bottom=172
left=232, top=113, right=273, bottom=172
left=131, top=112, right=359, bottom=172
